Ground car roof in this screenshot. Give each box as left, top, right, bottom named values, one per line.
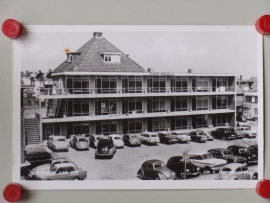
left=144, top=159, right=164, bottom=164
left=221, top=163, right=246, bottom=170
left=208, top=148, right=230, bottom=151
left=25, top=148, right=49, bottom=154
left=158, top=131, right=171, bottom=133
left=98, top=139, right=113, bottom=143
left=142, top=132, right=158, bottom=135
left=248, top=145, right=258, bottom=148
left=109, top=134, right=121, bottom=137
left=53, top=163, right=76, bottom=168
left=228, top=145, right=246, bottom=149
left=169, top=156, right=184, bottom=159
left=189, top=152, right=210, bottom=155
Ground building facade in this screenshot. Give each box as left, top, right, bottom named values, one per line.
left=36, top=32, right=237, bottom=141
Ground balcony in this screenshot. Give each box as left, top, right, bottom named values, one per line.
left=38, top=86, right=235, bottom=99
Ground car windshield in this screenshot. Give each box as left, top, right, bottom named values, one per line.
left=151, top=135, right=157, bottom=137
left=223, top=151, right=233, bottom=156
left=239, top=148, right=249, bottom=153
left=198, top=132, right=204, bottom=135
left=114, top=137, right=121, bottom=140
left=202, top=154, right=213, bottom=159
left=130, top=135, right=136, bottom=138
left=79, top=139, right=86, bottom=142
left=224, top=130, right=231, bottom=133
left=56, top=139, right=65, bottom=142
left=50, top=166, right=57, bottom=172
left=154, top=162, right=165, bottom=168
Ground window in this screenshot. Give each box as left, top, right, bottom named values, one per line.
left=73, top=122, right=90, bottom=135
left=195, top=115, right=208, bottom=128
left=152, top=118, right=167, bottom=131
left=152, top=98, right=166, bottom=112
left=96, top=98, right=117, bottom=115
left=99, top=121, right=117, bottom=135
left=254, top=108, right=258, bottom=116
left=66, top=76, right=90, bottom=94
left=123, top=119, right=142, bottom=134
left=122, top=76, right=142, bottom=93
left=174, top=97, right=188, bottom=111
left=123, top=98, right=142, bottom=114
left=212, top=96, right=228, bottom=109
left=171, top=77, right=188, bottom=92
left=72, top=100, right=89, bottom=116
left=102, top=54, right=121, bottom=63
left=96, top=76, right=117, bottom=94
left=193, top=77, right=209, bottom=92
left=215, top=114, right=228, bottom=127
left=195, top=96, right=209, bottom=110
left=148, top=76, right=166, bottom=93
left=175, top=117, right=188, bottom=130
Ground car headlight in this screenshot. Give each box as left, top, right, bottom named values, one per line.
left=248, top=156, right=251, bottom=159
left=159, top=173, right=166, bottom=180
left=197, top=167, right=200, bottom=171
left=186, top=169, right=189, bottom=172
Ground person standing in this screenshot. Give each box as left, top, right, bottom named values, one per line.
left=52, top=84, right=57, bottom=95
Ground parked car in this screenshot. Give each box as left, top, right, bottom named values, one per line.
left=189, top=131, right=208, bottom=143
left=171, top=131, right=191, bottom=143
left=138, top=132, right=160, bottom=145
left=248, top=145, right=258, bottom=156
left=237, top=123, right=251, bottom=130
left=207, top=148, right=246, bottom=164
left=166, top=156, right=200, bottom=179
left=158, top=131, right=178, bottom=144
left=227, top=145, right=258, bottom=164
left=69, top=135, right=89, bottom=150
left=137, top=159, right=176, bottom=180
left=95, top=139, right=116, bottom=159
left=90, top=134, right=103, bottom=148
left=235, top=127, right=257, bottom=138
left=30, top=158, right=77, bottom=177
left=24, top=146, right=52, bottom=165
left=188, top=152, right=227, bottom=173
left=228, top=128, right=244, bottom=139
left=122, top=134, right=141, bottom=146
left=215, top=163, right=258, bottom=180
left=29, top=162, right=87, bottom=180
left=236, top=114, right=247, bottom=122
left=247, top=115, right=258, bottom=122
left=109, top=134, right=124, bottom=148
left=197, top=130, right=213, bottom=141
left=210, top=128, right=236, bottom=140
left=47, top=135, right=69, bottom=151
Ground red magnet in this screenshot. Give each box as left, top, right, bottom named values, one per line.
left=255, top=15, right=270, bottom=35
left=3, top=183, right=23, bottom=202
left=1, top=19, right=22, bottom=39
left=256, top=179, right=270, bottom=198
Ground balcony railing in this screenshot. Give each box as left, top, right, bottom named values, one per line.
left=39, top=86, right=235, bottom=96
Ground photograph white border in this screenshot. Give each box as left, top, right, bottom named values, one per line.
left=13, top=25, right=263, bottom=190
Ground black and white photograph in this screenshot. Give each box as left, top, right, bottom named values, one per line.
left=13, top=26, right=263, bottom=189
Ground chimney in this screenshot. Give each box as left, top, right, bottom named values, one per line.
left=147, top=68, right=154, bottom=73
left=240, top=75, right=242, bottom=80
left=94, top=32, right=102, bottom=38
left=188, top=69, right=194, bottom=73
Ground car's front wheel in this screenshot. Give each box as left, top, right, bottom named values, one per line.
left=73, top=177, right=80, bottom=181
left=180, top=172, right=185, bottom=179
left=252, top=173, right=258, bottom=180
left=155, top=176, right=161, bottom=180
left=138, top=171, right=143, bottom=179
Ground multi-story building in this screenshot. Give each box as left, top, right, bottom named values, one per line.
left=35, top=32, right=237, bottom=142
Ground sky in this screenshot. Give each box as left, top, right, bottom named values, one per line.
left=20, top=28, right=259, bottom=78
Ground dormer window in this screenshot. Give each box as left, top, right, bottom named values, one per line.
left=101, top=52, right=121, bottom=63
left=66, top=52, right=81, bottom=63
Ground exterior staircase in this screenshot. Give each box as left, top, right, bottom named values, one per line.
left=25, top=118, right=40, bottom=144
left=47, top=99, right=61, bottom=117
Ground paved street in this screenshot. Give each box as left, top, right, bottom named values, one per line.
left=34, top=121, right=259, bottom=180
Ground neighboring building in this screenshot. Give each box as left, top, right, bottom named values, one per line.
left=243, top=92, right=258, bottom=118
left=236, top=76, right=257, bottom=92
left=35, top=32, right=237, bottom=141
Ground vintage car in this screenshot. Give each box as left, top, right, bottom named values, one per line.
left=210, top=128, right=236, bottom=140
left=237, top=122, right=251, bottom=130
left=197, top=130, right=213, bottom=141
left=248, top=145, right=258, bottom=156
left=138, top=132, right=160, bottom=145
left=166, top=156, right=200, bottom=179
left=207, top=148, right=246, bottom=164
left=171, top=131, right=191, bottom=143
left=247, top=115, right=258, bottom=122
left=158, top=131, right=178, bottom=144
left=89, top=134, right=103, bottom=148
left=237, top=128, right=257, bottom=138
left=69, top=135, right=89, bottom=150
left=137, top=159, right=176, bottom=180
left=29, top=158, right=77, bottom=178
left=47, top=135, right=69, bottom=151
left=215, top=163, right=258, bottom=180
left=109, top=134, right=124, bottom=148
left=24, top=146, right=52, bottom=165
left=29, top=162, right=87, bottom=180
left=189, top=131, right=208, bottom=143
left=227, top=145, right=258, bottom=164
left=188, top=152, right=227, bottom=173
left=122, top=134, right=141, bottom=146
left=95, top=139, right=116, bottom=159
left=227, top=128, right=245, bottom=139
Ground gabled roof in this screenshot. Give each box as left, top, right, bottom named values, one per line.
left=53, top=34, right=145, bottom=73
